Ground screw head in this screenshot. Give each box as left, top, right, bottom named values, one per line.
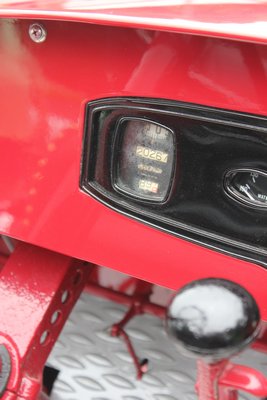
left=29, top=23, right=47, bottom=43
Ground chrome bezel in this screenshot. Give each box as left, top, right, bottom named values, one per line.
left=224, top=168, right=267, bottom=209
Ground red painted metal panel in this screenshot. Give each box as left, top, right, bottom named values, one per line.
left=0, top=20, right=267, bottom=318
left=0, top=242, right=90, bottom=399
left=0, top=1, right=267, bottom=44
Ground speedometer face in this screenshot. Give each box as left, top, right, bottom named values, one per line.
left=224, top=169, right=267, bottom=208
left=113, top=119, right=175, bottom=202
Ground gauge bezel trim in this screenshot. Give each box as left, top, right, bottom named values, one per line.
left=224, top=168, right=267, bottom=209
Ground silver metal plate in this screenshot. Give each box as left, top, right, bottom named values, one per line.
left=48, top=281, right=266, bottom=400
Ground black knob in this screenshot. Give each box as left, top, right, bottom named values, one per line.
left=166, top=278, right=260, bottom=361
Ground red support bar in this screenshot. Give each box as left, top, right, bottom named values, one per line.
left=196, top=360, right=237, bottom=400
left=219, top=363, right=267, bottom=398
left=0, top=243, right=92, bottom=400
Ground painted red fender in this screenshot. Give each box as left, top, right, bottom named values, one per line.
left=0, top=6, right=266, bottom=318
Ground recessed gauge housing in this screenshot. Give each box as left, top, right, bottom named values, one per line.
left=81, top=98, right=267, bottom=267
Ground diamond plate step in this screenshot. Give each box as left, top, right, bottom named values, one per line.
left=48, top=291, right=267, bottom=400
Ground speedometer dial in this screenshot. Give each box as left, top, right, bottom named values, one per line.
left=113, top=118, right=175, bottom=202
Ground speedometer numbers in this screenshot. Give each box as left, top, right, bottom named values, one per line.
left=113, top=119, right=175, bottom=202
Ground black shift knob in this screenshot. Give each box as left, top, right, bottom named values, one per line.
left=166, top=278, right=260, bottom=361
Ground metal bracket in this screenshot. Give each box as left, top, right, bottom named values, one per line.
left=0, top=242, right=92, bottom=399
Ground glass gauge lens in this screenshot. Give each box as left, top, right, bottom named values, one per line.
left=114, top=119, right=175, bottom=202
left=224, top=169, right=267, bottom=208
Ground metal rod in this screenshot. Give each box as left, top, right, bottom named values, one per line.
left=86, top=282, right=166, bottom=318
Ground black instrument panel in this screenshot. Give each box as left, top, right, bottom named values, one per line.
left=81, top=98, right=267, bottom=266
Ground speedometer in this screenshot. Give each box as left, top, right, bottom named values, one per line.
left=113, top=118, right=175, bottom=202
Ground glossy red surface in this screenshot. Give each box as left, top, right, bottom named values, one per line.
left=1, top=1, right=267, bottom=44
left=195, top=351, right=267, bottom=399
left=0, top=242, right=89, bottom=399
left=0, top=20, right=267, bottom=318
left=220, top=363, right=267, bottom=397
left=197, top=359, right=267, bottom=399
